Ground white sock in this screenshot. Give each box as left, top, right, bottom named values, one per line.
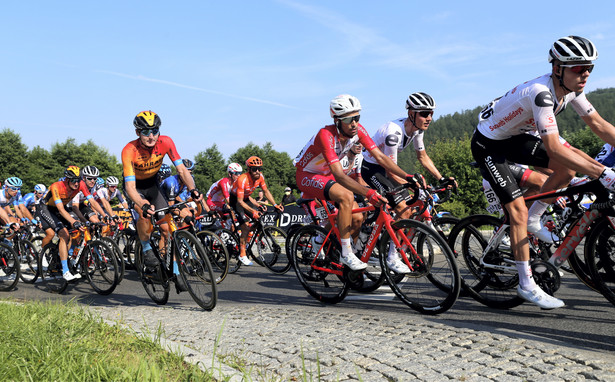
left=516, top=261, right=537, bottom=291
left=341, top=238, right=353, bottom=258
left=527, top=201, right=548, bottom=228
left=387, top=239, right=397, bottom=261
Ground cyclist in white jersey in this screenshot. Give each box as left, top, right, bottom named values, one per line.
left=471, top=35, right=615, bottom=309
left=340, top=142, right=365, bottom=184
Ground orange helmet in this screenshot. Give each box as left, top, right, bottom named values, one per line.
left=245, top=156, right=263, bottom=167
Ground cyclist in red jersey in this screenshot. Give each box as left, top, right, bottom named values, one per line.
left=121, top=110, right=203, bottom=270
left=38, top=166, right=107, bottom=281
left=230, top=156, right=284, bottom=265
left=293, top=94, right=420, bottom=272
left=206, top=162, right=242, bottom=213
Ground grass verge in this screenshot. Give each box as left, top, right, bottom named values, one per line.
left=0, top=299, right=215, bottom=381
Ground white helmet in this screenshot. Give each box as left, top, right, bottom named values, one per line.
left=227, top=162, right=242, bottom=174
left=405, top=92, right=436, bottom=110
left=329, top=94, right=361, bottom=118
left=34, top=184, right=46, bottom=193
left=106, top=176, right=119, bottom=186
left=548, top=35, right=598, bottom=63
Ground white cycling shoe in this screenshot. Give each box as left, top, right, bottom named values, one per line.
left=239, top=255, right=253, bottom=266
left=340, top=253, right=367, bottom=271
left=63, top=271, right=81, bottom=282
left=527, top=223, right=555, bottom=244
left=386, top=257, right=411, bottom=274
left=517, top=285, right=565, bottom=310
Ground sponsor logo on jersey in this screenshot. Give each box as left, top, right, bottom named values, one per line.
left=485, top=156, right=507, bottom=188
left=488, top=107, right=524, bottom=131
left=301, top=177, right=325, bottom=190
left=385, top=134, right=399, bottom=147
left=534, top=91, right=554, bottom=107
left=298, top=151, right=314, bottom=168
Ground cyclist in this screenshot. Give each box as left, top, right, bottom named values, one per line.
left=293, top=94, right=420, bottom=272
left=121, top=110, right=202, bottom=272
left=471, top=35, right=615, bottom=309
left=341, top=142, right=366, bottom=185
left=0, top=177, right=30, bottom=227
left=230, top=156, right=284, bottom=266
left=70, top=166, right=109, bottom=225
left=21, top=184, right=47, bottom=216
left=206, top=162, right=242, bottom=214
left=96, top=176, right=129, bottom=212
left=38, top=166, right=101, bottom=281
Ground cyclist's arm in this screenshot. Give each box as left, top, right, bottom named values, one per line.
left=582, top=112, right=615, bottom=148
left=123, top=180, right=149, bottom=212
left=542, top=133, right=604, bottom=178
left=367, top=146, right=408, bottom=180
left=98, top=197, right=115, bottom=217
left=176, top=163, right=199, bottom=200
left=18, top=204, right=34, bottom=221
left=57, top=202, right=79, bottom=227
left=331, top=161, right=371, bottom=198
left=416, top=149, right=443, bottom=180
left=71, top=202, right=87, bottom=222
left=0, top=207, right=12, bottom=226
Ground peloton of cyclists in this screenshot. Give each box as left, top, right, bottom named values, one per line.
left=471, top=35, right=615, bottom=309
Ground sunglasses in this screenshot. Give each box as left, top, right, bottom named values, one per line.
left=417, top=111, right=434, bottom=118
left=8, top=186, right=21, bottom=191
left=249, top=166, right=262, bottom=172
left=560, top=64, right=594, bottom=74
left=230, top=171, right=242, bottom=175
left=68, top=178, right=80, bottom=184
left=139, top=128, right=160, bottom=136
left=85, top=177, right=97, bottom=181
left=337, top=115, right=360, bottom=124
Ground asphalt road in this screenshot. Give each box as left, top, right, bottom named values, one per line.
left=7, top=262, right=615, bottom=355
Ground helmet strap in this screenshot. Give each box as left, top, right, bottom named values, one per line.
left=408, top=112, right=420, bottom=130
left=336, top=119, right=354, bottom=139
left=554, top=65, right=574, bottom=94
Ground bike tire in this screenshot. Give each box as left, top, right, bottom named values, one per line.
left=0, top=242, right=20, bottom=291
left=135, top=241, right=170, bottom=305
left=584, top=218, right=615, bottom=307
left=215, top=228, right=241, bottom=274
left=380, top=219, right=460, bottom=314
left=37, top=243, right=67, bottom=294
left=290, top=225, right=349, bottom=304
left=175, top=230, right=218, bottom=310
left=285, top=223, right=304, bottom=270
left=447, top=215, right=524, bottom=309
left=433, top=216, right=460, bottom=241
left=101, top=237, right=126, bottom=284
left=82, top=239, right=119, bottom=295
left=18, top=238, right=40, bottom=284
left=196, top=230, right=230, bottom=284
left=258, top=226, right=290, bottom=274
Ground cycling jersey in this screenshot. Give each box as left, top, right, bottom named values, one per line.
left=121, top=135, right=183, bottom=183
left=293, top=124, right=377, bottom=175
left=231, top=173, right=267, bottom=200
left=96, top=187, right=127, bottom=204
left=207, top=177, right=232, bottom=204
left=595, top=143, right=615, bottom=167
left=159, top=175, right=186, bottom=201
left=71, top=184, right=101, bottom=207
left=44, top=180, right=92, bottom=208
left=362, top=118, right=424, bottom=165
left=340, top=153, right=363, bottom=179
left=477, top=74, right=595, bottom=140
left=0, top=189, right=23, bottom=208
left=21, top=192, right=40, bottom=210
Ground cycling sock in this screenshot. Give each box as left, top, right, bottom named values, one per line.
left=516, top=260, right=536, bottom=290
left=340, top=238, right=353, bottom=258
left=61, top=259, right=69, bottom=274
left=527, top=201, right=548, bottom=228
left=141, top=240, right=152, bottom=252
left=387, top=239, right=397, bottom=261
left=173, top=261, right=179, bottom=275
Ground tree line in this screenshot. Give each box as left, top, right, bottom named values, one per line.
left=3, top=87, right=613, bottom=216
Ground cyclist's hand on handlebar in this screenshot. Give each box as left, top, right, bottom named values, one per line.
left=439, top=176, right=458, bottom=192
left=405, top=174, right=425, bottom=190
left=252, top=210, right=262, bottom=220
left=258, top=204, right=268, bottom=212
left=599, top=167, right=615, bottom=191
left=274, top=204, right=284, bottom=212
left=141, top=203, right=154, bottom=218
left=366, top=189, right=386, bottom=207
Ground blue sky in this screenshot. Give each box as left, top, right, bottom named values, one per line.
left=3, top=1, right=615, bottom=165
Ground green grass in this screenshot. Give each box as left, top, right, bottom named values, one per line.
left=0, top=300, right=215, bottom=381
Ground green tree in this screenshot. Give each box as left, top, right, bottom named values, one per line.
left=26, top=146, right=63, bottom=190
left=0, top=129, right=30, bottom=186
left=193, top=144, right=226, bottom=192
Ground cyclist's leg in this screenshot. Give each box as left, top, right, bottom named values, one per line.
left=130, top=180, right=168, bottom=268
left=228, top=194, right=254, bottom=265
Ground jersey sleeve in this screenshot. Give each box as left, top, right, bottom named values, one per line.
left=413, top=131, right=425, bottom=151
left=121, top=143, right=137, bottom=183
left=159, top=136, right=183, bottom=167
left=530, top=86, right=559, bottom=137
left=570, top=92, right=596, bottom=117
left=315, top=128, right=341, bottom=166
left=357, top=124, right=377, bottom=151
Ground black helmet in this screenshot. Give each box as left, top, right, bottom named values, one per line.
left=133, top=110, right=161, bottom=130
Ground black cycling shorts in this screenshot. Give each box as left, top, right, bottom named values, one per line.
left=125, top=176, right=168, bottom=219
left=229, top=194, right=259, bottom=226
left=38, top=204, right=71, bottom=233
left=471, top=130, right=550, bottom=205
left=360, top=161, right=410, bottom=206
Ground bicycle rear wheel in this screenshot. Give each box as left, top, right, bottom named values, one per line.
left=256, top=226, right=290, bottom=274
left=37, top=243, right=67, bottom=294
left=101, top=237, right=125, bottom=284
left=584, top=218, right=615, bottom=306
left=215, top=228, right=241, bottom=274
left=134, top=241, right=170, bottom=305
left=290, top=225, right=349, bottom=304
left=175, top=230, right=217, bottom=310
left=447, top=215, right=524, bottom=309
left=0, top=242, right=20, bottom=291
left=18, top=239, right=40, bottom=284
left=197, top=230, right=229, bottom=284
left=81, top=239, right=119, bottom=295
left=380, top=219, right=460, bottom=314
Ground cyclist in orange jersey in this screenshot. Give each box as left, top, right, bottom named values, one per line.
left=230, top=156, right=283, bottom=265
left=122, top=110, right=203, bottom=272
left=38, top=166, right=107, bottom=281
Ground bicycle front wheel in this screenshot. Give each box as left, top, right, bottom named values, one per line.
left=18, top=239, right=40, bottom=284
left=215, top=228, right=241, bottom=274
left=256, top=226, right=290, bottom=274
left=0, top=243, right=20, bottom=291
left=380, top=219, right=460, bottom=314
left=197, top=230, right=230, bottom=284
left=290, top=225, right=349, bottom=304
left=584, top=218, right=615, bottom=306
left=175, top=230, right=218, bottom=310
left=81, top=239, right=119, bottom=295
left=134, top=242, right=170, bottom=305
left=101, top=237, right=126, bottom=284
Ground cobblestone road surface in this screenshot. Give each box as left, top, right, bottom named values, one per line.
left=91, top=304, right=615, bottom=381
